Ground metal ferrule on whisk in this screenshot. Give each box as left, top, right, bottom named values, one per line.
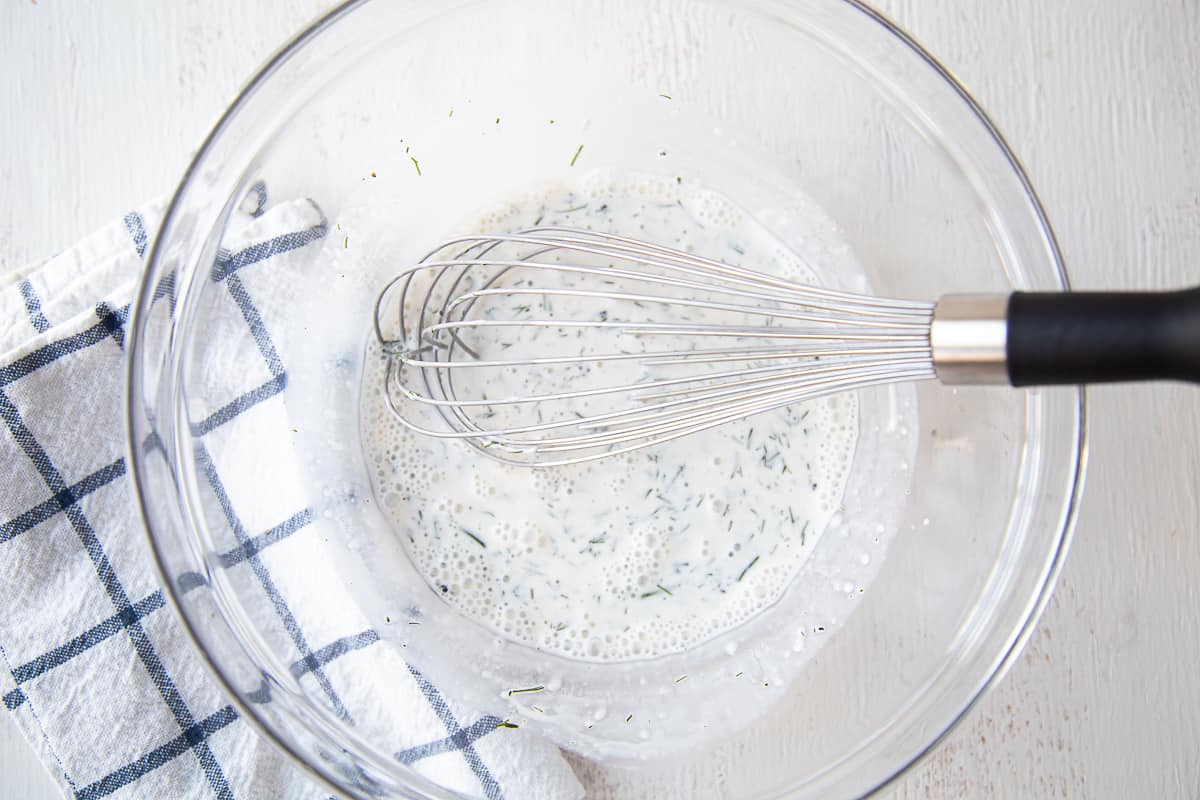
left=930, top=294, right=1010, bottom=385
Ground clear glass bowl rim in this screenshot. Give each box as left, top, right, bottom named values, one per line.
left=125, top=1, right=1088, bottom=797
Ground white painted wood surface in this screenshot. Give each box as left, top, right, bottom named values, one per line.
left=2, top=1, right=1198, bottom=797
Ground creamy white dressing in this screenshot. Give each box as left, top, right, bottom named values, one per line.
left=361, top=171, right=857, bottom=662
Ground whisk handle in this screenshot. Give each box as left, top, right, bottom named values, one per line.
left=1007, top=286, right=1200, bottom=386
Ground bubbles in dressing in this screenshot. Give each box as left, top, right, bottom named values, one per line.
left=361, top=172, right=858, bottom=662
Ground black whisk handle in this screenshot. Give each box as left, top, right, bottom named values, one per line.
left=1006, top=286, right=1200, bottom=386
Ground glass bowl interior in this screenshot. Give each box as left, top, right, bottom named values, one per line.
left=128, top=1, right=1083, bottom=798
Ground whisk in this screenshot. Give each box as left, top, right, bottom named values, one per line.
left=373, top=226, right=1200, bottom=466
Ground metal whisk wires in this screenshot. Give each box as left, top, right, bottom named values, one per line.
left=373, top=227, right=935, bottom=466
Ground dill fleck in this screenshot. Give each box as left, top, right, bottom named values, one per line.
left=570, top=143, right=584, bottom=166
left=507, top=686, right=545, bottom=696
left=384, top=615, right=391, bottom=623
left=788, top=507, right=796, bottom=524
left=666, top=464, right=685, bottom=488
left=448, top=107, right=454, bottom=117
left=737, top=555, right=760, bottom=582
left=410, top=156, right=421, bottom=176
left=459, top=527, right=487, bottom=548
left=496, top=720, right=519, bottom=729
left=656, top=583, right=673, bottom=596
left=342, top=235, right=348, bottom=248
left=532, top=706, right=544, bottom=713
left=625, top=714, right=633, bottom=723
left=291, top=428, right=298, bottom=433
left=734, top=671, right=744, bottom=677
left=659, top=93, right=672, bottom=100
left=676, top=175, right=682, bottom=184
left=800, top=520, right=809, bottom=546
left=658, top=149, right=667, bottom=156
left=495, top=116, right=500, bottom=124
left=408, top=621, right=420, bottom=625
left=674, top=675, right=688, bottom=683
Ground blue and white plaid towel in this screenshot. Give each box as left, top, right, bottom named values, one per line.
left=0, top=189, right=584, bottom=799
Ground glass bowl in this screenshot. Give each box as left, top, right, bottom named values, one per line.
left=126, top=1, right=1085, bottom=797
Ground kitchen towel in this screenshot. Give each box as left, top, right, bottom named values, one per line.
left=0, top=186, right=584, bottom=800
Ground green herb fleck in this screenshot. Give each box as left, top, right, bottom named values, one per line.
left=625, top=714, right=633, bottom=723
left=410, top=156, right=422, bottom=176
left=734, top=671, right=744, bottom=677
left=507, top=686, right=545, bottom=696
left=496, top=720, right=519, bottom=729
left=448, top=107, right=454, bottom=117
left=665, top=465, right=685, bottom=488
left=656, top=583, right=673, bottom=596
left=495, top=116, right=501, bottom=124
left=291, top=428, right=298, bottom=433
left=737, top=555, right=760, bottom=582
left=342, top=235, right=349, bottom=249
left=384, top=615, right=391, bottom=624
left=674, top=675, right=688, bottom=683
left=459, top=527, right=487, bottom=548
left=800, top=520, right=809, bottom=546
left=659, top=93, right=672, bottom=100
left=569, top=143, right=584, bottom=167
